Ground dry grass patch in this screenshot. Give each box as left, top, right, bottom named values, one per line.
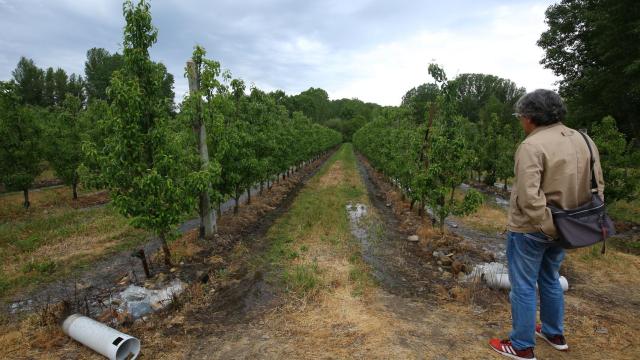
left=457, top=203, right=507, bottom=235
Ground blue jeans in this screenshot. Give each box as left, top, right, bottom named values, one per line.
left=507, top=231, right=566, bottom=350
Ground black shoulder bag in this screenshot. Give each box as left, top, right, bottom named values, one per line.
left=547, top=132, right=615, bottom=253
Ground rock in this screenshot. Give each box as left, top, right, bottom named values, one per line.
left=170, top=267, right=178, bottom=273
left=386, top=203, right=392, bottom=207
left=261, top=335, right=271, bottom=340
left=407, top=235, right=420, bottom=242
left=118, top=275, right=129, bottom=286
left=442, top=272, right=452, bottom=280
left=155, top=272, right=167, bottom=284
left=451, top=260, right=465, bottom=274
left=170, top=315, right=185, bottom=325
left=595, top=327, right=608, bottom=335
left=209, top=255, right=226, bottom=267
left=439, top=256, right=453, bottom=266
left=198, top=271, right=210, bottom=284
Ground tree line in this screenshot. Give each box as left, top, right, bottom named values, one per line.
left=0, top=0, right=341, bottom=265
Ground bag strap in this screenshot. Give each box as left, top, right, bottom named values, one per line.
left=578, top=131, right=607, bottom=254
left=578, top=131, right=599, bottom=193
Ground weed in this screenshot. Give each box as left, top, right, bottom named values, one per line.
left=15, top=235, right=41, bottom=252
left=609, top=197, right=640, bottom=224
left=21, top=260, right=57, bottom=274
left=580, top=243, right=605, bottom=261
left=215, top=268, right=230, bottom=281
left=284, top=262, right=321, bottom=295
left=0, top=278, right=9, bottom=297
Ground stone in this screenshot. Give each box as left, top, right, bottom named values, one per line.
left=452, top=260, right=465, bottom=274
left=595, top=327, right=608, bottom=335
left=442, top=272, right=452, bottom=280
left=407, top=235, right=419, bottom=242
left=170, top=315, right=185, bottom=325
left=457, top=272, right=467, bottom=282
left=155, top=272, right=168, bottom=284
left=386, top=203, right=392, bottom=207
left=439, top=256, right=453, bottom=266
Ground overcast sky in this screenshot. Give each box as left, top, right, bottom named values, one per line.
left=0, top=0, right=559, bottom=105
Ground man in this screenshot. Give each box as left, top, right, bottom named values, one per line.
left=489, top=89, right=605, bottom=360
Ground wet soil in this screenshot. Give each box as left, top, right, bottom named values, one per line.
left=351, top=161, right=446, bottom=298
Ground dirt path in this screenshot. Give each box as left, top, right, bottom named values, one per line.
left=170, top=144, right=501, bottom=359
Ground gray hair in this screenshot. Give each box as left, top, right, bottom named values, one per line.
left=514, top=89, right=567, bottom=126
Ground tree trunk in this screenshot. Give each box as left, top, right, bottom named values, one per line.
left=72, top=182, right=78, bottom=200
left=23, top=189, right=30, bottom=209
left=503, top=179, right=508, bottom=192
left=217, top=202, right=221, bottom=218
left=410, top=199, right=416, bottom=210
left=247, top=188, right=251, bottom=205
left=234, top=186, right=240, bottom=215
left=160, top=232, right=172, bottom=267
left=418, top=200, right=424, bottom=217
left=260, top=181, right=264, bottom=195
left=187, top=59, right=216, bottom=239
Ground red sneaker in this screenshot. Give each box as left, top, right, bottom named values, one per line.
left=535, top=324, right=568, bottom=351
left=489, top=338, right=536, bottom=360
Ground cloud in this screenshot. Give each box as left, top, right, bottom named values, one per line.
left=327, top=3, right=559, bottom=105
left=0, top=0, right=559, bottom=106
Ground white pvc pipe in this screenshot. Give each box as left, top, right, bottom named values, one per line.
left=484, top=273, right=569, bottom=292
left=63, top=314, right=141, bottom=360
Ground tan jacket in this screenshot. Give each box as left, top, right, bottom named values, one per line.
left=507, top=122, right=605, bottom=238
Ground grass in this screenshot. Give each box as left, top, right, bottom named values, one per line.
left=283, top=262, right=321, bottom=294
left=452, top=190, right=508, bottom=235
left=262, top=143, right=374, bottom=298
left=33, top=167, right=57, bottom=184
left=0, top=185, right=149, bottom=299
left=608, top=197, right=640, bottom=224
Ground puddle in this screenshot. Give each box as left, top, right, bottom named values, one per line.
left=346, top=202, right=433, bottom=297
